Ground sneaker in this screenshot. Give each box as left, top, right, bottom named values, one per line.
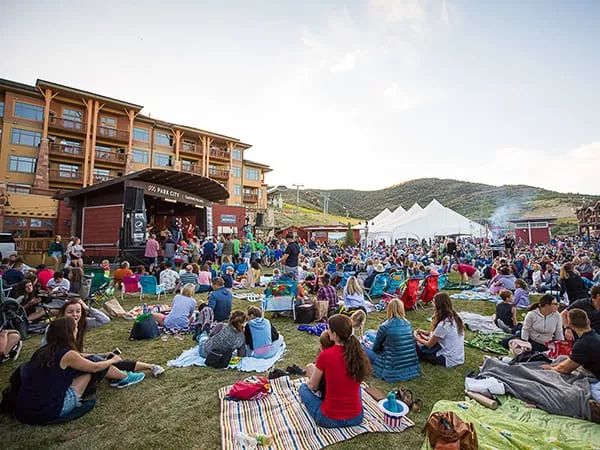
left=151, top=365, right=165, bottom=378
left=115, top=371, right=145, bottom=389
left=110, top=372, right=129, bottom=387
left=9, top=341, right=23, bottom=362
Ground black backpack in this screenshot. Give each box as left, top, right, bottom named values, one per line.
left=129, top=314, right=160, bottom=340
left=1, top=299, right=29, bottom=339
left=205, top=349, right=233, bottom=369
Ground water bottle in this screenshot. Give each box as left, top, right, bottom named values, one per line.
left=143, top=303, right=148, bottom=314
left=234, top=432, right=257, bottom=449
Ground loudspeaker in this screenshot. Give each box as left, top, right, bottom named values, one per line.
left=124, top=187, right=145, bottom=212
left=256, top=213, right=264, bottom=227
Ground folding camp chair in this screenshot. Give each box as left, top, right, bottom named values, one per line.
left=365, top=273, right=388, bottom=303
left=400, top=278, right=420, bottom=311
left=418, top=275, right=439, bottom=308
left=438, top=274, right=448, bottom=290
left=339, top=272, right=352, bottom=289
left=139, top=275, right=166, bottom=302
left=121, top=275, right=140, bottom=300
left=326, top=263, right=336, bottom=274
left=386, top=272, right=405, bottom=294
left=235, top=262, right=249, bottom=277
left=263, top=280, right=297, bottom=320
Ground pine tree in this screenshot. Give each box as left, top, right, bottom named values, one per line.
left=344, top=222, right=356, bottom=247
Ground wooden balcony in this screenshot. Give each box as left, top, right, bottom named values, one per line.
left=94, top=148, right=126, bottom=165
left=49, top=143, right=84, bottom=159
left=209, top=147, right=230, bottom=161
left=208, top=167, right=229, bottom=181
left=243, top=193, right=259, bottom=203
left=49, top=117, right=86, bottom=135
left=93, top=174, right=116, bottom=184
left=49, top=169, right=83, bottom=184
left=181, top=142, right=201, bottom=155
left=97, top=125, right=129, bottom=143
left=181, top=163, right=202, bottom=175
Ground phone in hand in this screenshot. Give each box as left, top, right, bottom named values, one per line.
left=112, top=347, right=122, bottom=356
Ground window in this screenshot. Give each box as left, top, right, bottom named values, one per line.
left=0, top=101, right=4, bottom=117
left=63, top=108, right=82, bottom=122
left=59, top=164, right=79, bottom=178
left=100, top=116, right=117, bottom=128
left=133, top=127, right=149, bottom=142
left=234, top=184, right=242, bottom=196
left=93, top=168, right=111, bottom=182
left=154, top=153, right=172, bottom=167
left=132, top=148, right=149, bottom=164
left=10, top=128, right=42, bottom=147
left=9, top=155, right=36, bottom=173
left=231, top=166, right=242, bottom=178
left=155, top=131, right=172, bottom=146
left=232, top=148, right=242, bottom=160
left=245, top=168, right=260, bottom=181
left=14, top=101, right=44, bottom=121
left=7, top=184, right=32, bottom=194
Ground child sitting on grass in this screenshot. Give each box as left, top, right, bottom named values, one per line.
left=494, top=289, right=519, bottom=334
left=350, top=309, right=366, bottom=338
left=316, top=330, right=334, bottom=399
left=513, top=279, right=530, bottom=309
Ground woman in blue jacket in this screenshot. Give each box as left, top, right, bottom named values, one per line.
left=362, top=299, right=420, bottom=382
left=244, top=306, right=281, bottom=359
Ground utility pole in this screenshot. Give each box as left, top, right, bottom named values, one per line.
left=322, top=193, right=330, bottom=216
left=292, top=184, right=304, bottom=213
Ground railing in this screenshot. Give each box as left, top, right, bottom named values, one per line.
left=181, top=163, right=202, bottom=175
left=208, top=167, right=229, bottom=180
left=209, top=147, right=230, bottom=160
left=49, top=143, right=84, bottom=158
left=15, top=237, right=54, bottom=254
left=97, top=125, right=129, bottom=143
left=181, top=142, right=201, bottom=154
left=49, top=116, right=86, bottom=134
left=95, top=148, right=126, bottom=164
left=243, top=193, right=259, bottom=203
left=49, top=169, right=83, bottom=183
left=93, top=174, right=116, bottom=184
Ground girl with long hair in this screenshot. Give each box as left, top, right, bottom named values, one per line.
left=414, top=293, right=465, bottom=367
left=342, top=276, right=373, bottom=312
left=15, top=317, right=131, bottom=425
left=559, top=262, right=588, bottom=303
left=300, top=314, right=371, bottom=428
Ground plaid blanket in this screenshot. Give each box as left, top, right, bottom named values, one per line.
left=219, top=376, right=414, bottom=450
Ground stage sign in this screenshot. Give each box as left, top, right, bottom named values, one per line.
left=220, top=214, right=237, bottom=224
left=126, top=181, right=207, bottom=207
left=132, top=212, right=147, bottom=243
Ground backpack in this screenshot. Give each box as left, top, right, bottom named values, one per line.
left=205, top=349, right=233, bottom=369
left=424, top=411, right=478, bottom=450
left=509, top=350, right=551, bottom=365
left=1, top=299, right=29, bottom=339
left=129, top=313, right=160, bottom=340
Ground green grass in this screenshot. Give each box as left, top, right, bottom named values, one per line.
left=0, top=292, right=500, bottom=450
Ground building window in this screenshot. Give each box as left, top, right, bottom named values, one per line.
left=100, top=116, right=117, bottom=128
left=10, top=128, right=42, bottom=147
left=154, top=153, right=172, bottom=167
left=155, top=131, right=172, bottom=147
left=0, top=101, right=4, bottom=117
left=63, top=108, right=82, bottom=122
left=234, top=184, right=242, bottom=196
left=59, top=164, right=79, bottom=178
left=7, top=183, right=32, bottom=194
left=231, top=166, right=241, bottom=178
left=9, top=155, right=37, bottom=173
left=14, top=101, right=44, bottom=121
left=232, top=148, right=242, bottom=160
left=133, top=127, right=149, bottom=142
left=132, top=148, right=149, bottom=164
left=246, top=168, right=260, bottom=181
left=93, top=168, right=111, bottom=182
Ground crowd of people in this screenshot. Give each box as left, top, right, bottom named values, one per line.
left=1, top=230, right=599, bottom=428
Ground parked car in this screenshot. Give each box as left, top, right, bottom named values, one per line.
left=0, top=233, right=17, bottom=260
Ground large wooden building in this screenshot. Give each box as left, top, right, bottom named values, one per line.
left=576, top=201, right=600, bottom=238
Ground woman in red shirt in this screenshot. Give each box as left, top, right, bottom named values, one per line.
left=299, top=314, right=371, bottom=427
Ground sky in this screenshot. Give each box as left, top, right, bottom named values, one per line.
left=1, top=0, right=599, bottom=195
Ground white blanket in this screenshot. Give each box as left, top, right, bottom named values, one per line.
left=167, top=336, right=286, bottom=372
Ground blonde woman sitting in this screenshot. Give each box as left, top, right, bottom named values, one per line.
left=342, top=276, right=373, bottom=313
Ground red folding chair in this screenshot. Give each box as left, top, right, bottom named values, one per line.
left=419, top=275, right=439, bottom=307
left=400, top=278, right=420, bottom=311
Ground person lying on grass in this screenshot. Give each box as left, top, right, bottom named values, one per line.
left=14, top=317, right=143, bottom=425
left=152, top=283, right=197, bottom=329
left=414, top=293, right=465, bottom=368
left=300, top=314, right=371, bottom=428
left=43, top=299, right=165, bottom=379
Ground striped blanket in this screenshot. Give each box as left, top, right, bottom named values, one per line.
left=219, top=376, right=414, bottom=450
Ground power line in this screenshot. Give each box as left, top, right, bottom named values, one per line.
left=291, top=184, right=304, bottom=213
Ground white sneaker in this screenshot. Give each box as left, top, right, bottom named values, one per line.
left=152, top=365, right=165, bottom=378
left=465, top=377, right=505, bottom=396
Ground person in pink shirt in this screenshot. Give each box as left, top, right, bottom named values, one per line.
left=144, top=234, right=160, bottom=268
left=451, top=263, right=481, bottom=284
left=36, top=265, right=55, bottom=290
left=197, top=264, right=212, bottom=293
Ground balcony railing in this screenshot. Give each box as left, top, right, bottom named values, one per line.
left=49, top=117, right=86, bottom=135
left=181, top=163, right=202, bottom=175
left=97, top=125, right=129, bottom=143
left=181, top=142, right=201, bottom=154
left=208, top=167, right=229, bottom=180
left=243, top=193, right=259, bottom=203
left=209, top=147, right=230, bottom=160
left=49, top=169, right=83, bottom=183
left=49, top=143, right=84, bottom=158
left=93, top=174, right=116, bottom=184
left=95, top=148, right=126, bottom=164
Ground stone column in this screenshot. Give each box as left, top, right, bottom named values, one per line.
left=33, top=139, right=50, bottom=190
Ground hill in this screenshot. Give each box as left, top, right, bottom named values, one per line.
left=279, top=179, right=599, bottom=233
left=275, top=203, right=361, bottom=228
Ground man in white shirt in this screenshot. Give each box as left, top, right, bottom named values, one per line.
left=159, top=262, right=180, bottom=293
left=46, top=272, right=71, bottom=293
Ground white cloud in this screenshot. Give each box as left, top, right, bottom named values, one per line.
left=441, top=0, right=450, bottom=25
left=331, top=52, right=358, bottom=72
left=384, top=82, right=446, bottom=110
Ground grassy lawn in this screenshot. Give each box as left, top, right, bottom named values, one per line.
left=0, top=291, right=500, bottom=450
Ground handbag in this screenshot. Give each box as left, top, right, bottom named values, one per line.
left=129, top=313, right=160, bottom=340
left=205, top=349, right=233, bottom=369
left=425, top=411, right=478, bottom=450
left=103, top=298, right=127, bottom=318
left=226, top=376, right=270, bottom=401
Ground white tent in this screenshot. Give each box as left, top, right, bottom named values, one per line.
left=353, top=208, right=392, bottom=231
left=390, top=199, right=486, bottom=242
left=368, top=203, right=422, bottom=243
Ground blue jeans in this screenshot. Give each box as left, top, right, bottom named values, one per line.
left=416, top=343, right=446, bottom=366
left=298, top=383, right=363, bottom=428
left=196, top=285, right=212, bottom=293
left=363, top=346, right=377, bottom=364
left=196, top=333, right=209, bottom=358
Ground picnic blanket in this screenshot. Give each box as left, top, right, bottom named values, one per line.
left=451, top=291, right=502, bottom=304
left=460, top=312, right=502, bottom=334
left=466, top=331, right=509, bottom=355
left=220, top=376, right=414, bottom=450
left=167, top=337, right=286, bottom=373
left=297, top=323, right=328, bottom=336
left=422, top=397, right=600, bottom=450
left=479, top=357, right=596, bottom=420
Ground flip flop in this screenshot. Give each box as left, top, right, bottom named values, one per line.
left=411, top=398, right=423, bottom=413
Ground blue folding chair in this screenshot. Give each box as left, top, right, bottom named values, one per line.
left=340, top=272, right=353, bottom=289
left=139, top=275, right=166, bottom=301
left=386, top=272, right=405, bottom=294
left=235, top=262, right=249, bottom=277
left=365, top=273, right=388, bottom=302
left=326, top=263, right=337, bottom=274
left=438, top=274, right=448, bottom=290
